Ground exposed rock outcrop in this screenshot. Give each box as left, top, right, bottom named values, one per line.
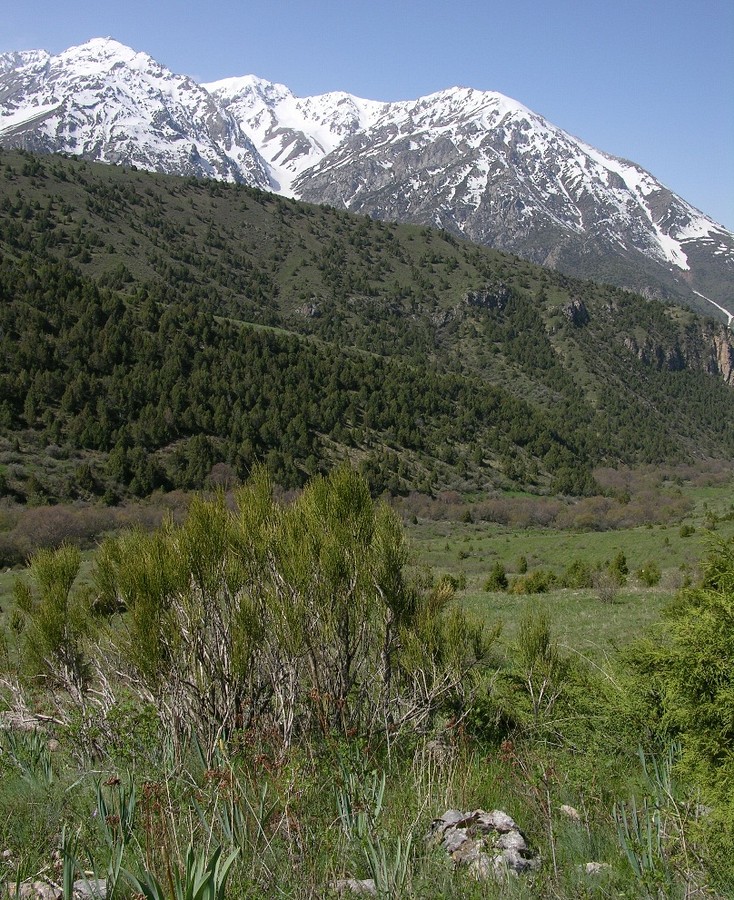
left=464, top=283, right=513, bottom=312
left=622, top=321, right=734, bottom=386
left=563, top=298, right=590, bottom=327
left=427, top=808, right=540, bottom=878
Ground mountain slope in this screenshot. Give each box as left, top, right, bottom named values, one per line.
left=0, top=38, right=732, bottom=320
left=288, top=86, right=734, bottom=318
left=1, top=150, right=733, bottom=503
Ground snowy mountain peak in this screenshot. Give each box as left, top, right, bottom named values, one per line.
left=0, top=38, right=271, bottom=187
left=204, top=73, right=294, bottom=105
left=61, top=36, right=138, bottom=61
left=206, top=75, right=384, bottom=193
left=0, top=38, right=731, bottom=316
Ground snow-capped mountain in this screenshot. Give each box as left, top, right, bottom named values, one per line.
left=204, top=74, right=385, bottom=194
left=0, top=38, right=270, bottom=186
left=1, top=38, right=732, bottom=318
left=288, top=86, right=734, bottom=316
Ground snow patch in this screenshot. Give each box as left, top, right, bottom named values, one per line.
left=0, top=102, right=61, bottom=134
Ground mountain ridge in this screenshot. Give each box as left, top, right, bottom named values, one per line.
left=1, top=37, right=732, bottom=320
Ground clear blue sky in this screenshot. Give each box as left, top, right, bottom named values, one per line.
left=4, top=0, right=733, bottom=230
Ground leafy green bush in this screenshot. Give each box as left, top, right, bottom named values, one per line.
left=508, top=569, right=556, bottom=595
left=561, top=558, right=594, bottom=589
left=625, top=536, right=734, bottom=891
left=89, top=466, right=491, bottom=758
left=606, top=551, right=628, bottom=586
left=636, top=560, right=661, bottom=587
left=483, top=561, right=508, bottom=592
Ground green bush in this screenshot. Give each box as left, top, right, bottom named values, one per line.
left=483, top=561, right=508, bottom=592
left=508, top=569, right=556, bottom=595
left=561, top=558, right=594, bottom=589
left=13, top=543, right=90, bottom=693
left=89, top=466, right=491, bottom=758
left=636, top=560, right=661, bottom=587
left=607, top=551, right=628, bottom=586
left=625, top=536, right=734, bottom=891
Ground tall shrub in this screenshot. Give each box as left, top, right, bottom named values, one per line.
left=13, top=543, right=90, bottom=699
left=625, top=536, right=734, bottom=889
left=92, top=466, right=489, bottom=758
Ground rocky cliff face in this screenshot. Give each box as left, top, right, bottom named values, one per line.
left=623, top=322, right=734, bottom=385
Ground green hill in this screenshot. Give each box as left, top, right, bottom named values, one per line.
left=1, top=147, right=733, bottom=503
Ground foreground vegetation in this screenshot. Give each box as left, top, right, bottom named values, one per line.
left=2, top=467, right=734, bottom=897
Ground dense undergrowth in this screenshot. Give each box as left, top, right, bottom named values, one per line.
left=1, top=467, right=733, bottom=897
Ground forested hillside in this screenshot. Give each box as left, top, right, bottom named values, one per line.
left=1, top=147, right=733, bottom=504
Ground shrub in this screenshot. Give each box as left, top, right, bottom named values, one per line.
left=483, top=561, right=508, bottom=592
left=624, top=536, right=734, bottom=890
left=514, top=605, right=569, bottom=728
left=90, top=466, right=492, bottom=759
left=562, top=558, right=594, bottom=589
left=607, top=551, right=628, bottom=586
left=593, top=569, right=620, bottom=604
left=13, top=543, right=91, bottom=695
left=442, top=572, right=467, bottom=591
left=636, top=560, right=662, bottom=587
left=0, top=532, right=25, bottom=568
left=508, top=569, right=556, bottom=595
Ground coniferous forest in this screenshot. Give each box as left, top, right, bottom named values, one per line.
left=1, top=148, right=733, bottom=508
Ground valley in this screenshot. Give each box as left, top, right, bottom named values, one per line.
left=0, top=145, right=733, bottom=896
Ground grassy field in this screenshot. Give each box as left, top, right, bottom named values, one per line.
left=1, top=468, right=733, bottom=897
left=405, top=472, right=734, bottom=659
left=2, top=467, right=732, bottom=648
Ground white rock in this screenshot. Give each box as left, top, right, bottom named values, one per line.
left=559, top=804, right=581, bottom=821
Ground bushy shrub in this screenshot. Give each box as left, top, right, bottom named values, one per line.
left=561, top=558, right=594, bottom=589
left=442, top=572, right=467, bottom=591
left=624, top=536, right=734, bottom=891
left=13, top=543, right=91, bottom=694
left=89, top=466, right=492, bottom=758
left=593, top=569, right=620, bottom=604
left=607, top=551, right=628, bottom=586
left=0, top=532, right=25, bottom=568
left=636, top=560, right=661, bottom=587
left=483, top=561, right=508, bottom=592
left=508, top=569, right=556, bottom=595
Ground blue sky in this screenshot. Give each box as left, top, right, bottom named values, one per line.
left=4, top=0, right=733, bottom=230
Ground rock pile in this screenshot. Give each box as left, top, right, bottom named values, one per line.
left=4, top=878, right=107, bottom=899
left=426, top=808, right=540, bottom=879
